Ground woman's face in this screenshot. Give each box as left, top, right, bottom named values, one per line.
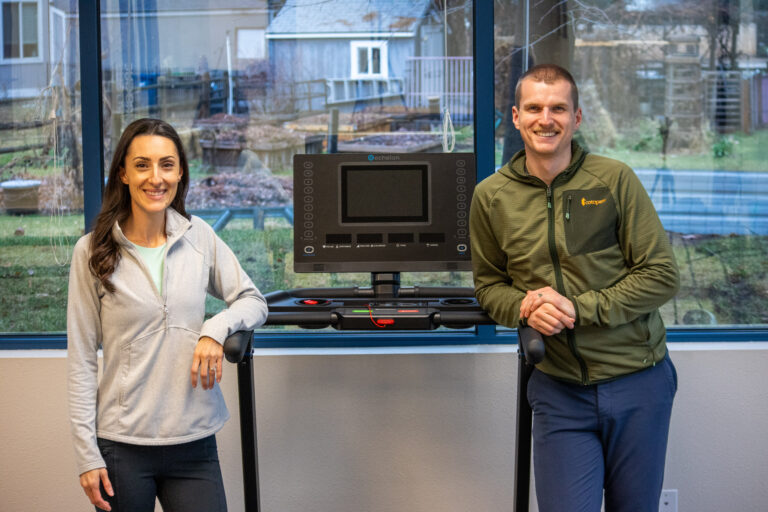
left=119, top=135, right=182, bottom=218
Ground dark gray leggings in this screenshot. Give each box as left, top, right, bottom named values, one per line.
left=96, top=435, right=227, bottom=512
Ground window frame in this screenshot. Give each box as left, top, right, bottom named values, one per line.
left=1, top=0, right=43, bottom=63
left=48, top=6, right=68, bottom=70
left=350, top=40, right=388, bottom=79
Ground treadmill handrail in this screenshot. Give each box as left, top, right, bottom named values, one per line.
left=264, top=286, right=478, bottom=302
left=265, top=311, right=337, bottom=326
left=224, top=330, right=254, bottom=363
left=433, top=311, right=494, bottom=326
left=223, top=313, right=546, bottom=366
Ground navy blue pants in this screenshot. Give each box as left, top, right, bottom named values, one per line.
left=527, top=354, right=677, bottom=512
left=96, top=435, right=227, bottom=512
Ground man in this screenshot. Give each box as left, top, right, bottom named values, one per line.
left=470, top=64, right=680, bottom=512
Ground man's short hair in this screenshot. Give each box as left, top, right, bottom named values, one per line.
left=514, top=63, right=579, bottom=110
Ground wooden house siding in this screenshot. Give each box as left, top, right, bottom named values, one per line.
left=270, top=38, right=413, bottom=83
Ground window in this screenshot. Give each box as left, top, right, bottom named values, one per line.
left=88, top=0, right=473, bottom=334
left=1, top=1, right=39, bottom=60
left=0, top=1, right=81, bottom=333
left=350, top=41, right=387, bottom=79
left=494, top=0, right=768, bottom=329
left=9, top=0, right=766, bottom=339
left=237, top=28, right=266, bottom=60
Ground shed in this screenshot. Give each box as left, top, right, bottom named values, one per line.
left=266, top=0, right=442, bottom=110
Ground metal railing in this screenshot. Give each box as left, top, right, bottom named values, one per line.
left=405, top=56, right=473, bottom=124
left=325, top=77, right=405, bottom=105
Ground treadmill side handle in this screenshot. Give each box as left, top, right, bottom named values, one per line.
left=518, top=326, right=545, bottom=365
left=224, top=330, right=254, bottom=363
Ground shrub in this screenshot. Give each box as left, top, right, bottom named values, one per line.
left=713, top=136, right=736, bottom=158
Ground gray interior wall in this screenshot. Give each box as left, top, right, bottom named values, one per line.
left=663, top=345, right=768, bottom=510
left=1, top=344, right=767, bottom=512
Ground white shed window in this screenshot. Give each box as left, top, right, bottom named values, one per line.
left=350, top=41, right=387, bottom=79
left=2, top=1, right=39, bottom=60
left=237, top=28, right=266, bottom=60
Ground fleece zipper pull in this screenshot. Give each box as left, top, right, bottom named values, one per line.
left=547, top=187, right=552, bottom=209
left=566, top=195, right=572, bottom=221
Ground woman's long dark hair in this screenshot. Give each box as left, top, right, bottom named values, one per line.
left=89, top=118, right=191, bottom=292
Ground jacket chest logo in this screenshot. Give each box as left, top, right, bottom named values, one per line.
left=581, top=197, right=607, bottom=207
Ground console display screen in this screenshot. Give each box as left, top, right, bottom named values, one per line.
left=341, top=164, right=429, bottom=223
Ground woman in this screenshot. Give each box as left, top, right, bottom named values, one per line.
left=67, top=118, right=267, bottom=512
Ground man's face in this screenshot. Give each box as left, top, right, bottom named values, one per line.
left=512, top=78, right=582, bottom=162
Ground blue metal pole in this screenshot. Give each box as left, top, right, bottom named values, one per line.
left=473, top=0, right=495, bottom=181
left=78, top=0, right=105, bottom=232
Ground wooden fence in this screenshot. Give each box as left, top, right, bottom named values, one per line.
left=702, top=71, right=768, bottom=134
left=104, top=74, right=327, bottom=121
left=751, top=73, right=768, bottom=131
left=703, top=70, right=743, bottom=133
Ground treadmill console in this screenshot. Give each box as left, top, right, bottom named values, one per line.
left=294, top=153, right=475, bottom=273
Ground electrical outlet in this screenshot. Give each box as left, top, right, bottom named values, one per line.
left=660, top=489, right=678, bottom=512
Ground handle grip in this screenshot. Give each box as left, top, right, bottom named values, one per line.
left=518, top=326, right=546, bottom=365
left=223, top=330, right=254, bottom=363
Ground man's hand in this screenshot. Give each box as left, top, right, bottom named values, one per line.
left=191, top=336, right=223, bottom=389
left=80, top=467, right=113, bottom=511
left=520, top=286, right=576, bottom=335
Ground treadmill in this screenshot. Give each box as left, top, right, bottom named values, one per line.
left=222, top=152, right=545, bottom=511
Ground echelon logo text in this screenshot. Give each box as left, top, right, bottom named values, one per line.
left=368, top=154, right=401, bottom=161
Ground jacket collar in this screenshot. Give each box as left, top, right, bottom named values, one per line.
left=500, top=141, right=588, bottom=185
left=112, top=208, right=192, bottom=247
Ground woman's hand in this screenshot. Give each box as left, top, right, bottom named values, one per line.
left=191, top=336, right=223, bottom=390
left=79, top=467, right=113, bottom=511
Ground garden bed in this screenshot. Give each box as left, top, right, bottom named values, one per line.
left=337, top=132, right=443, bottom=153
left=283, top=111, right=393, bottom=139
left=185, top=171, right=291, bottom=210
left=196, top=118, right=320, bottom=172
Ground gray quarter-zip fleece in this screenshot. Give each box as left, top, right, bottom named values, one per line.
left=67, top=208, right=267, bottom=475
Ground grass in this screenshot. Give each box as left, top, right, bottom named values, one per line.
left=666, top=234, right=768, bottom=325
left=0, top=274, right=69, bottom=332
left=2, top=212, right=767, bottom=332
left=0, top=212, right=84, bottom=237
left=4, top=135, right=768, bottom=334
left=495, top=128, right=768, bottom=172
left=0, top=214, right=475, bottom=333
left=597, top=129, right=768, bottom=172
left=0, top=149, right=75, bottom=181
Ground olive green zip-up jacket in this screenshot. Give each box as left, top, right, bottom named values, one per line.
left=470, top=143, right=679, bottom=384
